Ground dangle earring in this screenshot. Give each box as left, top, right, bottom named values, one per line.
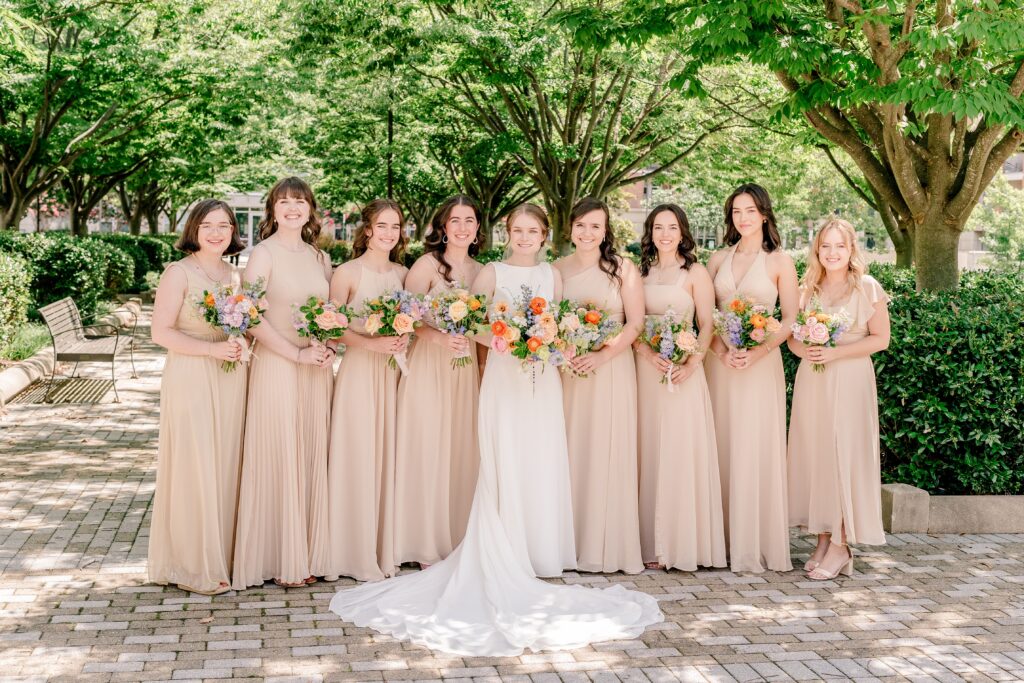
left=442, top=232, right=448, bottom=244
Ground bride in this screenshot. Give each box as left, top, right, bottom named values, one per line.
left=329, top=203, right=662, bottom=656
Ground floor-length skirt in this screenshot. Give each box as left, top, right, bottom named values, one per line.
left=788, top=357, right=886, bottom=545
left=231, top=344, right=332, bottom=588
left=562, top=351, right=643, bottom=574
left=636, top=356, right=727, bottom=571
left=394, top=338, right=480, bottom=565
left=325, top=346, right=399, bottom=581
left=149, top=350, right=246, bottom=590
left=705, top=349, right=792, bottom=573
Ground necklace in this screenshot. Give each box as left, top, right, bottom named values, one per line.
left=191, top=254, right=229, bottom=284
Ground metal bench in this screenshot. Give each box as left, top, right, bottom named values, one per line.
left=38, top=298, right=138, bottom=403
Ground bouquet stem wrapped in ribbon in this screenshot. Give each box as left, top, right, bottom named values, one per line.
left=638, top=309, right=699, bottom=392
left=195, top=278, right=267, bottom=372
left=555, top=300, right=622, bottom=377
left=293, top=296, right=353, bottom=353
left=791, top=302, right=852, bottom=372
left=427, top=287, right=489, bottom=369
left=361, top=290, right=427, bottom=374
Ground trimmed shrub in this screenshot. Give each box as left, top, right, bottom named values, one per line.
left=91, top=233, right=174, bottom=290
left=81, top=239, right=135, bottom=296
left=327, top=240, right=352, bottom=265
left=0, top=252, right=32, bottom=350
left=1, top=233, right=106, bottom=318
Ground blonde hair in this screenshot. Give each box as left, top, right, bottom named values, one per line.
left=801, top=217, right=866, bottom=304
left=503, top=204, right=550, bottom=260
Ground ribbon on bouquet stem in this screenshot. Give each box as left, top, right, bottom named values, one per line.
left=231, top=334, right=252, bottom=364
left=664, top=363, right=675, bottom=393
left=393, top=351, right=411, bottom=375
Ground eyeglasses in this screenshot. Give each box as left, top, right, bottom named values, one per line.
left=199, top=224, right=234, bottom=232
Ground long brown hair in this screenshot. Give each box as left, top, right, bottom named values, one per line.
left=175, top=199, right=245, bottom=255
left=424, top=194, right=483, bottom=283
left=802, top=217, right=866, bottom=304
left=570, top=197, right=621, bottom=286
left=639, top=203, right=696, bottom=276
left=353, top=198, right=406, bottom=262
left=258, top=177, right=322, bottom=247
left=504, top=204, right=549, bottom=242
left=723, top=182, right=782, bottom=252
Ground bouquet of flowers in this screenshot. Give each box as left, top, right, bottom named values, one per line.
left=293, top=296, right=352, bottom=348
left=195, top=278, right=266, bottom=372
left=361, top=290, right=427, bottom=374
left=638, top=310, right=700, bottom=391
left=713, top=295, right=782, bottom=350
left=488, top=285, right=567, bottom=373
left=555, top=300, right=623, bottom=377
left=791, top=303, right=852, bottom=373
left=427, top=287, right=489, bottom=368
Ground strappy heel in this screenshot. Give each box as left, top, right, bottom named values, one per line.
left=807, top=544, right=853, bottom=580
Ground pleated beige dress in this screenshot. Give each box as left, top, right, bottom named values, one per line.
left=231, top=240, right=333, bottom=589
left=788, top=275, right=889, bottom=545
left=636, top=268, right=727, bottom=571
left=704, top=248, right=792, bottom=573
left=149, top=262, right=246, bottom=592
left=393, top=265, right=481, bottom=566
left=325, top=265, right=404, bottom=581
left=561, top=265, right=643, bottom=574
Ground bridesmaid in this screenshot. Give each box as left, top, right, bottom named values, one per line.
left=393, top=195, right=483, bottom=568
left=634, top=204, right=727, bottom=572
left=232, top=177, right=334, bottom=590
left=554, top=197, right=643, bottom=574
left=788, top=218, right=890, bottom=580
left=149, top=200, right=246, bottom=595
left=325, top=199, right=409, bottom=582
left=705, top=183, right=797, bottom=573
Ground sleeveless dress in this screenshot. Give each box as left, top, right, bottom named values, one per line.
left=328, top=262, right=662, bottom=657
left=393, top=264, right=481, bottom=565
left=148, top=262, right=246, bottom=591
left=788, top=275, right=889, bottom=545
left=231, top=240, right=333, bottom=589
left=325, top=265, right=404, bottom=581
left=704, top=248, right=793, bottom=573
left=636, top=268, right=727, bottom=571
left=561, top=265, right=643, bottom=574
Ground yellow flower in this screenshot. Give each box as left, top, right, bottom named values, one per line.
left=448, top=300, right=469, bottom=322
left=248, top=306, right=259, bottom=319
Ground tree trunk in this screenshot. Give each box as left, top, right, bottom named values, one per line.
left=146, top=208, right=160, bottom=234
left=165, top=205, right=178, bottom=233
left=0, top=198, right=28, bottom=231
left=895, top=238, right=914, bottom=268
left=129, top=213, right=142, bottom=235
left=547, top=200, right=572, bottom=255
left=914, top=220, right=961, bottom=291
left=70, top=208, right=89, bottom=237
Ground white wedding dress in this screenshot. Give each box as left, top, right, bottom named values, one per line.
left=329, top=262, right=663, bottom=656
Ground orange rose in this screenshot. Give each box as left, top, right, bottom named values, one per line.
left=526, top=337, right=543, bottom=353
left=468, top=298, right=482, bottom=311
left=749, top=314, right=767, bottom=329
left=650, top=335, right=661, bottom=347
left=234, top=294, right=245, bottom=303
left=491, top=320, right=508, bottom=337
left=584, top=310, right=602, bottom=325
left=729, top=298, right=746, bottom=313
left=529, top=297, right=546, bottom=314
left=204, top=293, right=215, bottom=307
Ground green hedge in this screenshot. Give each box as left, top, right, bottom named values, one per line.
left=0, top=252, right=32, bottom=350
left=91, top=233, right=175, bottom=290
left=782, top=264, right=1024, bottom=495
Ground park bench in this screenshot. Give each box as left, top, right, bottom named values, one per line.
left=38, top=298, right=138, bottom=403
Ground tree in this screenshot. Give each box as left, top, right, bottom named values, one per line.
left=623, top=0, right=1024, bottom=289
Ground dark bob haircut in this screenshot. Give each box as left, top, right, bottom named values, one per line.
left=175, top=199, right=245, bottom=255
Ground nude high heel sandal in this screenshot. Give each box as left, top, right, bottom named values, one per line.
left=807, top=544, right=853, bottom=581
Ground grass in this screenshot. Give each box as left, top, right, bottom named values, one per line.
left=0, top=323, right=49, bottom=363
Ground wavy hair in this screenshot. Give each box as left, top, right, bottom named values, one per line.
left=258, top=177, right=322, bottom=247
left=353, top=198, right=406, bottom=262
left=639, top=203, right=696, bottom=276
left=570, top=197, right=621, bottom=287
left=424, top=194, right=483, bottom=283
left=723, top=182, right=782, bottom=252
left=802, top=217, right=866, bottom=303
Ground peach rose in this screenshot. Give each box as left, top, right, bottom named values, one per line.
left=393, top=313, right=415, bottom=334
left=503, top=325, right=521, bottom=343
left=448, top=300, right=469, bottom=322
left=315, top=311, right=340, bottom=330
left=765, top=318, right=781, bottom=334
left=364, top=314, right=383, bottom=335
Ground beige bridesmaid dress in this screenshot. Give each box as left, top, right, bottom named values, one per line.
left=636, top=268, right=727, bottom=571
left=325, top=265, right=404, bottom=581
left=704, top=248, right=792, bottom=573
left=149, top=262, right=246, bottom=592
left=231, top=241, right=333, bottom=589
left=561, top=265, right=643, bottom=574
left=788, top=275, right=889, bottom=545
left=393, top=262, right=481, bottom=566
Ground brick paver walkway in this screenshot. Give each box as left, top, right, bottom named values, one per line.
left=2, top=311, right=1024, bottom=682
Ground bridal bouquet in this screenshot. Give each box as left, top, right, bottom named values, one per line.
left=488, top=285, right=567, bottom=370
left=427, top=288, right=489, bottom=368
left=361, top=290, right=427, bottom=374
left=791, top=303, right=852, bottom=373
left=639, top=310, right=700, bottom=391
left=293, top=296, right=352, bottom=346
left=713, top=295, right=782, bottom=350
left=195, top=278, right=266, bottom=372
left=555, top=300, right=622, bottom=377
